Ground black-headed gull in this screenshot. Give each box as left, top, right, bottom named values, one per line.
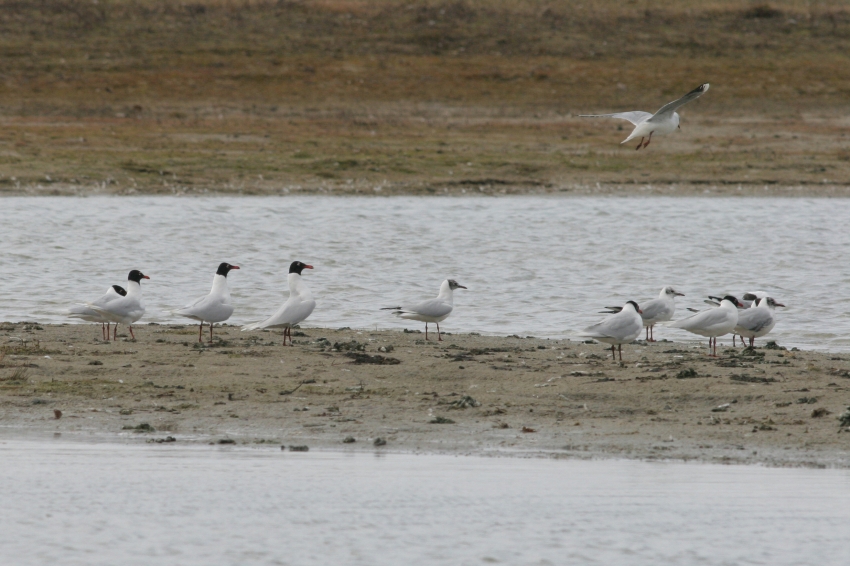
left=602, top=287, right=684, bottom=342
left=382, top=279, right=467, bottom=341
left=86, top=270, right=149, bottom=340
left=172, top=262, right=240, bottom=343
left=735, top=296, right=784, bottom=348
left=241, top=261, right=315, bottom=346
left=580, top=83, right=709, bottom=150
left=67, top=285, right=127, bottom=341
left=579, top=300, right=643, bottom=361
left=668, top=295, right=743, bottom=356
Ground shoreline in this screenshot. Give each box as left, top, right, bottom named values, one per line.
left=3, top=182, right=850, bottom=198
left=2, top=324, right=849, bottom=468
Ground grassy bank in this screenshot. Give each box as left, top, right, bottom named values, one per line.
left=1, top=0, right=849, bottom=194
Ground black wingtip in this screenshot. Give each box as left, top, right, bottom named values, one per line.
left=380, top=306, right=402, bottom=311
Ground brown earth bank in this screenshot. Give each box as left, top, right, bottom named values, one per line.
left=1, top=1, right=849, bottom=195
left=2, top=322, right=849, bottom=467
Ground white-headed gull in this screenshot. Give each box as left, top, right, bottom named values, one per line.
left=668, top=295, right=743, bottom=356
left=172, top=262, right=240, bottom=343
left=67, top=285, right=127, bottom=341
left=382, top=279, right=467, bottom=341
left=735, top=296, right=784, bottom=348
left=86, top=270, right=149, bottom=340
left=241, top=261, right=315, bottom=346
left=603, top=287, right=684, bottom=342
left=579, top=300, right=644, bottom=361
left=580, top=83, right=709, bottom=150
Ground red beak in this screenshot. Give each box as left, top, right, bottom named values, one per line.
left=304, top=264, right=314, bottom=269
left=231, top=266, right=240, bottom=270
left=143, top=275, right=150, bottom=279
left=637, top=309, right=643, bottom=314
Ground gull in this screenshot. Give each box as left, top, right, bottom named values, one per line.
left=67, top=285, right=127, bottom=341
left=602, top=287, right=684, bottom=342
left=382, top=279, right=467, bottom=341
left=86, top=270, right=149, bottom=340
left=172, top=262, right=240, bottom=343
left=735, top=296, right=784, bottom=348
left=241, top=261, right=315, bottom=346
left=704, top=291, right=768, bottom=345
left=668, top=295, right=743, bottom=356
left=580, top=83, right=709, bottom=150
left=579, top=301, right=644, bottom=361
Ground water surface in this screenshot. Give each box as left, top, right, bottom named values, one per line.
left=1, top=439, right=848, bottom=566
left=2, top=196, right=848, bottom=350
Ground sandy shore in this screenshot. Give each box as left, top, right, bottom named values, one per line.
left=1, top=322, right=849, bottom=467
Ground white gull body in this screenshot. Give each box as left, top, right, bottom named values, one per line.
left=669, top=295, right=742, bottom=356
left=87, top=270, right=148, bottom=340
left=579, top=301, right=644, bottom=361
left=638, top=286, right=684, bottom=341
left=241, top=261, right=315, bottom=346
left=173, top=263, right=239, bottom=343
left=734, top=297, right=784, bottom=347
left=67, top=285, right=127, bottom=340
left=383, top=279, right=466, bottom=341
left=580, top=83, right=709, bottom=150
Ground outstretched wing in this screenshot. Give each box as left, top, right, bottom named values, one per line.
left=650, top=83, right=709, bottom=121
left=578, top=111, right=652, bottom=126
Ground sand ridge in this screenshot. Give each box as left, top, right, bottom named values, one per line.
left=1, top=322, right=849, bottom=467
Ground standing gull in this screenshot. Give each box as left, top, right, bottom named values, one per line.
left=172, top=262, right=240, bottom=343
left=382, top=279, right=467, bottom=341
left=580, top=83, right=709, bottom=150
left=668, top=295, right=743, bottom=356
left=67, top=285, right=127, bottom=341
left=579, top=301, right=644, bottom=361
left=241, top=261, right=315, bottom=346
left=735, top=297, right=784, bottom=348
left=86, top=270, right=149, bottom=340
left=603, top=287, right=684, bottom=342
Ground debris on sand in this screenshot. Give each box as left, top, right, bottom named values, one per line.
left=430, top=416, right=455, bottom=424
left=838, top=407, right=850, bottom=428
left=811, top=408, right=830, bottom=418
left=288, top=445, right=309, bottom=452
left=676, top=368, right=699, bottom=379
left=123, top=423, right=155, bottom=432
left=343, top=436, right=356, bottom=443
left=345, top=352, right=401, bottom=365
left=447, top=395, right=480, bottom=409
left=53, top=409, right=62, bottom=419
left=373, top=437, right=387, bottom=446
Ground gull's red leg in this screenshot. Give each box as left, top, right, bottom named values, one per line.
left=636, top=137, right=644, bottom=150
left=436, top=322, right=442, bottom=341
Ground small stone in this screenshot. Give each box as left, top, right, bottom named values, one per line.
left=343, top=436, right=356, bottom=443
left=373, top=437, right=387, bottom=446
left=289, top=445, right=309, bottom=452
left=53, top=409, right=62, bottom=419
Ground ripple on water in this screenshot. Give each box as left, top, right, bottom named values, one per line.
left=1, top=196, right=849, bottom=351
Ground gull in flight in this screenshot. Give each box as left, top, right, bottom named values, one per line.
left=580, top=300, right=644, bottom=361
left=241, top=261, right=316, bottom=346
left=382, top=279, right=467, bottom=341
left=172, top=262, right=240, bottom=343
left=580, top=83, right=709, bottom=150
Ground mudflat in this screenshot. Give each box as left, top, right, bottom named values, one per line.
left=1, top=322, right=849, bottom=467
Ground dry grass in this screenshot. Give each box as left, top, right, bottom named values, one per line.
left=0, top=0, right=848, bottom=193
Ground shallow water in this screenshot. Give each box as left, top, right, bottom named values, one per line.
left=1, top=439, right=849, bottom=566
left=2, top=196, right=849, bottom=350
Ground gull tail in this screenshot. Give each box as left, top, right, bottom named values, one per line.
left=241, top=321, right=266, bottom=331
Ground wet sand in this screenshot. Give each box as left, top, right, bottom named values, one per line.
left=2, top=322, right=849, bottom=467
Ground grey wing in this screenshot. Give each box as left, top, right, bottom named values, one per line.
left=584, top=315, right=639, bottom=340
left=640, top=299, right=671, bottom=322
left=578, top=111, right=652, bottom=126
left=737, top=310, right=773, bottom=332
left=650, top=83, right=709, bottom=121
left=403, top=298, right=452, bottom=318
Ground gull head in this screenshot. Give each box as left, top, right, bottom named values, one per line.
left=721, top=295, right=744, bottom=308
left=447, top=279, right=467, bottom=290
left=128, top=269, right=150, bottom=283
left=664, top=286, right=685, bottom=297
left=289, top=261, right=314, bottom=275
left=625, top=300, right=642, bottom=314
left=763, top=297, right=785, bottom=309
left=217, top=262, right=240, bottom=277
